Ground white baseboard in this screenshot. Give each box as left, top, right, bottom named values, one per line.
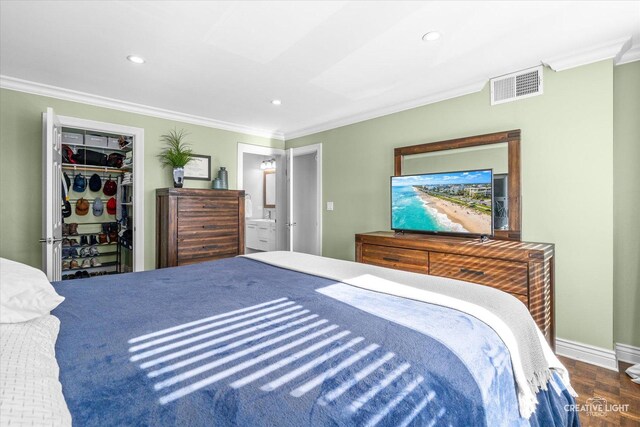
left=555, top=338, right=618, bottom=371
left=616, top=343, right=640, bottom=365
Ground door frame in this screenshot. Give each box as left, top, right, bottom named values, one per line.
left=288, top=143, right=323, bottom=256
left=55, top=114, right=145, bottom=272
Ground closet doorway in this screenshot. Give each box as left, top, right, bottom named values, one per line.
left=287, top=144, right=322, bottom=256
left=41, top=108, right=144, bottom=281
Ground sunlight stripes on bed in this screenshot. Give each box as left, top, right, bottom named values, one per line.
left=146, top=314, right=320, bottom=377
left=289, top=343, right=380, bottom=398
left=129, top=298, right=439, bottom=423
left=346, top=362, right=411, bottom=413
left=397, top=390, right=437, bottom=427
left=128, top=298, right=289, bottom=343
left=129, top=301, right=296, bottom=352
left=129, top=305, right=304, bottom=361
left=154, top=322, right=335, bottom=391
left=318, top=352, right=396, bottom=405
left=230, top=333, right=358, bottom=389
left=139, top=311, right=313, bottom=369
left=258, top=337, right=365, bottom=391
left=157, top=325, right=340, bottom=403
left=362, top=375, right=424, bottom=427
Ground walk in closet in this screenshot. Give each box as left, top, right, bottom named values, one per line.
left=41, top=108, right=144, bottom=281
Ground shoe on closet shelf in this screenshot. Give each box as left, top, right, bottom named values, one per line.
left=62, top=260, right=70, bottom=270
left=62, top=223, right=69, bottom=235
left=62, top=238, right=70, bottom=247
left=90, top=234, right=99, bottom=245
left=69, top=238, right=79, bottom=247
left=90, top=258, right=101, bottom=267
left=81, top=259, right=91, bottom=269
left=74, top=271, right=83, bottom=279
left=68, top=223, right=78, bottom=235
left=70, top=248, right=79, bottom=258
left=70, top=259, right=79, bottom=269
left=81, top=271, right=90, bottom=278
left=89, top=246, right=99, bottom=256
left=78, top=247, right=88, bottom=257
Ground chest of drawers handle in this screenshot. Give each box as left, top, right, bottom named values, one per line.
left=382, top=257, right=400, bottom=262
left=459, top=268, right=485, bottom=276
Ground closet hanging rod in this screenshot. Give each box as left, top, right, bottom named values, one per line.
left=62, top=164, right=126, bottom=174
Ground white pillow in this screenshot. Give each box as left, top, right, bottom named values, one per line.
left=0, top=315, right=72, bottom=426
left=0, top=258, right=65, bottom=323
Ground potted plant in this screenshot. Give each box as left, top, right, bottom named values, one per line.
left=157, top=129, right=194, bottom=188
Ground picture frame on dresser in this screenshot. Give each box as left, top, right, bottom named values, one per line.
left=184, top=154, right=211, bottom=180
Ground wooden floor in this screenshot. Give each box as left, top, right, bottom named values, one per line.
left=559, top=356, right=640, bottom=426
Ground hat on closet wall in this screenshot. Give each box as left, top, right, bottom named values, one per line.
left=93, top=198, right=104, bottom=216
left=75, top=198, right=90, bottom=216
left=89, top=174, right=102, bottom=192
left=106, top=197, right=116, bottom=215
left=103, top=177, right=117, bottom=196
left=72, top=174, right=86, bottom=192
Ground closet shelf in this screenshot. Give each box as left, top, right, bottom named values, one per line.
left=62, top=261, right=118, bottom=271
left=62, top=251, right=118, bottom=260
left=62, top=141, right=131, bottom=153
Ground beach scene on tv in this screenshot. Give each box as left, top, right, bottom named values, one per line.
left=391, top=170, right=493, bottom=235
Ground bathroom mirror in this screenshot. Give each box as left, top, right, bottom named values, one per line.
left=264, top=171, right=276, bottom=208
left=395, top=130, right=521, bottom=240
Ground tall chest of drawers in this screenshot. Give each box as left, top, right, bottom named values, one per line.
left=356, top=231, right=555, bottom=349
left=156, top=188, right=245, bottom=268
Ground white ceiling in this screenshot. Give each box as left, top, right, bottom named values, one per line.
left=1, top=1, right=639, bottom=140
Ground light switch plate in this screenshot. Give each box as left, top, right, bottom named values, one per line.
left=326, top=202, right=334, bottom=211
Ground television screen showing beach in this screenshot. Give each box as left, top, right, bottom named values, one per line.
left=391, top=169, right=493, bottom=235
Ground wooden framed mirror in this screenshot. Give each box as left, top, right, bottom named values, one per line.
left=394, top=130, right=521, bottom=240
left=263, top=170, right=276, bottom=208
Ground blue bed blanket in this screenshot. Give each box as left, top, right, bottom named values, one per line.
left=52, top=257, right=578, bottom=427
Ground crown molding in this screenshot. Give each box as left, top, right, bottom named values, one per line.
left=615, top=43, right=640, bottom=66
left=284, top=80, right=486, bottom=140
left=0, top=75, right=285, bottom=141
left=542, top=36, right=631, bottom=72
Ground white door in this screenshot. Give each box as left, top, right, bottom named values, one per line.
left=286, top=148, right=295, bottom=251
left=287, top=145, right=322, bottom=255
left=41, top=108, right=63, bottom=281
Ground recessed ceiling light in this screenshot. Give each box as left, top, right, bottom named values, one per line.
left=422, top=31, right=441, bottom=42
left=127, top=55, right=145, bottom=64
left=271, top=99, right=282, bottom=106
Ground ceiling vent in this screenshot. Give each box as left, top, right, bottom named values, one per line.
left=491, top=66, right=543, bottom=105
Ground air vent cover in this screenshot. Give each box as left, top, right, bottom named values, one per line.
left=491, top=66, right=543, bottom=105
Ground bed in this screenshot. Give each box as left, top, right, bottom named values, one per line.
left=2, top=252, right=579, bottom=426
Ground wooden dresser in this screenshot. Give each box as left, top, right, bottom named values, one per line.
left=355, top=232, right=555, bottom=349
left=156, top=188, right=245, bottom=268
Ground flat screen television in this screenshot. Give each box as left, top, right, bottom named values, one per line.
left=391, top=169, right=494, bottom=236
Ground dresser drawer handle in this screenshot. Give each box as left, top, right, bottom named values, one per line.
left=202, top=245, right=218, bottom=250
left=382, top=257, right=400, bottom=262
left=202, top=225, right=217, bottom=229
left=259, top=239, right=268, bottom=243
left=460, top=268, right=485, bottom=276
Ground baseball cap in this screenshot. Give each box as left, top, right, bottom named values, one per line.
left=103, top=176, right=117, bottom=196
left=72, top=174, right=86, bottom=192
left=89, top=174, right=102, bottom=192
left=106, top=197, right=116, bottom=215
left=75, top=198, right=90, bottom=216
left=93, top=197, right=104, bottom=216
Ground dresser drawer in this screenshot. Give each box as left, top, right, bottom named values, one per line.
left=429, top=252, right=529, bottom=295
left=361, top=244, right=428, bottom=274
left=178, top=197, right=238, bottom=218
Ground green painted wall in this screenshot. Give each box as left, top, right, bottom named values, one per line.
left=613, top=61, right=640, bottom=348
left=0, top=88, right=282, bottom=270
left=287, top=61, right=615, bottom=349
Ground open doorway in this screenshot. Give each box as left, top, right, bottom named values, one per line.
left=237, top=144, right=286, bottom=253
left=287, top=144, right=322, bottom=256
